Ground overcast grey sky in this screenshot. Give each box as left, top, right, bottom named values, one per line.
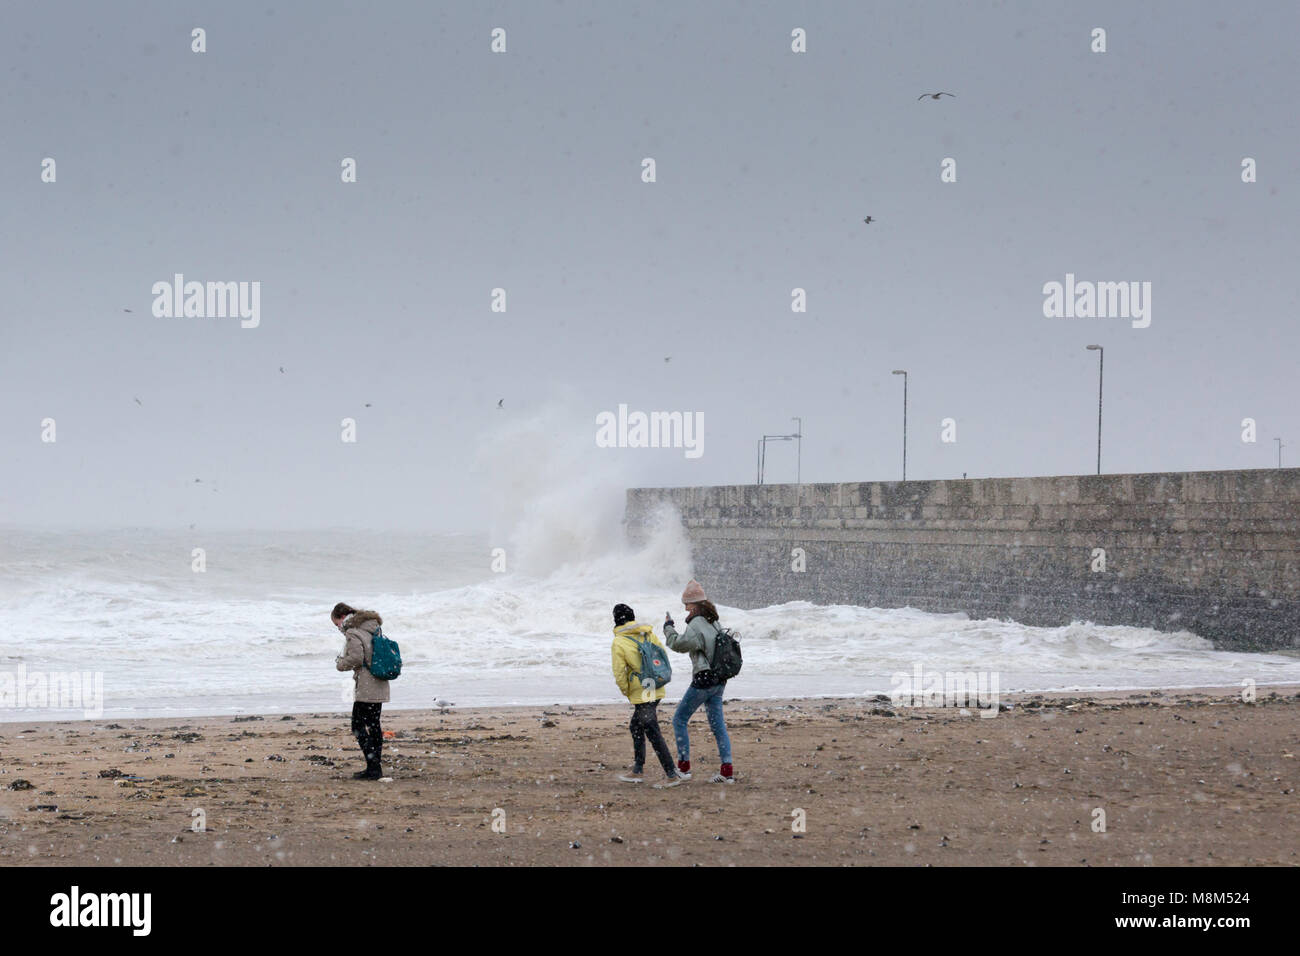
left=3, top=1, right=1297, bottom=531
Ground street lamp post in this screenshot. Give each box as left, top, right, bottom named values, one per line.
left=1086, top=345, right=1103, bottom=474
left=759, top=433, right=796, bottom=484
left=757, top=431, right=800, bottom=485
left=891, top=370, right=907, bottom=481
left=1276, top=438, right=1284, bottom=469
left=792, top=417, right=802, bottom=485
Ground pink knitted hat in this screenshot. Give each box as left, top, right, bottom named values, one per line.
left=681, top=579, right=707, bottom=604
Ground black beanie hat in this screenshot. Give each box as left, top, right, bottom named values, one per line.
left=612, top=603, right=635, bottom=626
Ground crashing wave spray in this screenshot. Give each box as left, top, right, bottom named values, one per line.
left=472, top=399, right=694, bottom=588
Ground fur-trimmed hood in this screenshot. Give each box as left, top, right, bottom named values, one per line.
left=344, top=610, right=382, bottom=631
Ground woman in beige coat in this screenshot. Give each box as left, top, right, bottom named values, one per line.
left=332, top=602, right=390, bottom=780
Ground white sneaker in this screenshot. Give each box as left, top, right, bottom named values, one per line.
left=709, top=772, right=735, bottom=784
left=654, top=772, right=689, bottom=789
left=617, top=772, right=644, bottom=783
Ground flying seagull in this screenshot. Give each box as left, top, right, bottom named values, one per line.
left=663, top=356, right=672, bottom=363
left=133, top=396, right=142, bottom=406
left=123, top=308, right=133, bottom=313
left=863, top=216, right=875, bottom=224
left=364, top=403, right=372, bottom=407
left=918, top=92, right=955, bottom=100
left=497, top=399, right=504, bottom=408
left=279, top=366, right=285, bottom=373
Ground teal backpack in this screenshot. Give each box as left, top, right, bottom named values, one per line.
left=634, top=635, right=672, bottom=690
left=367, top=627, right=402, bottom=681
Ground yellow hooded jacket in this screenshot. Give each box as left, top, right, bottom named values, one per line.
left=611, top=622, right=669, bottom=704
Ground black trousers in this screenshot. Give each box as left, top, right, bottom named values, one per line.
left=351, top=701, right=383, bottom=769
left=629, top=700, right=676, bottom=776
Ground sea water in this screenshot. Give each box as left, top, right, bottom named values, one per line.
left=1, top=520, right=1296, bottom=722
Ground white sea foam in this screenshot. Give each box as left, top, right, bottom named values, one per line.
left=1, top=407, right=1296, bottom=720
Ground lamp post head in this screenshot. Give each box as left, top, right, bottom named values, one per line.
left=892, top=369, right=906, bottom=375
left=1085, top=344, right=1101, bottom=351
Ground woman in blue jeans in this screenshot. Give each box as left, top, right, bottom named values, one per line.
left=663, top=579, right=735, bottom=783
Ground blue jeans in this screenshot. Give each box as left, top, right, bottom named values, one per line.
left=672, top=681, right=731, bottom=765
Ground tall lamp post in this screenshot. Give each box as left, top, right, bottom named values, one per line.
left=759, top=433, right=796, bottom=484
left=891, top=370, right=907, bottom=481
left=1276, top=438, right=1284, bottom=469
left=1085, top=345, right=1103, bottom=474
left=792, top=417, right=802, bottom=485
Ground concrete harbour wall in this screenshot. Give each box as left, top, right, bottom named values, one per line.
left=625, top=469, right=1300, bottom=651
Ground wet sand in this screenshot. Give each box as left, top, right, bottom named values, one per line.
left=1, top=687, right=1296, bottom=866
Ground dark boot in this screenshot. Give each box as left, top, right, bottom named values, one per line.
left=367, top=725, right=384, bottom=778
left=355, top=725, right=383, bottom=779
left=352, top=730, right=375, bottom=778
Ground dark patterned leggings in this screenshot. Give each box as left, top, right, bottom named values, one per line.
left=630, top=700, right=676, bottom=777
left=351, top=701, right=383, bottom=768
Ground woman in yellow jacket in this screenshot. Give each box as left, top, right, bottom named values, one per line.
left=611, top=603, right=687, bottom=787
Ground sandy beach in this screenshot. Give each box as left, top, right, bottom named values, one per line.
left=1, top=688, right=1296, bottom=867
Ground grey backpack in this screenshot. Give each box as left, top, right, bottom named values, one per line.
left=634, top=636, right=673, bottom=689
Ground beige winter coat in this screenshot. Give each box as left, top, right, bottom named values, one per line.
left=335, top=610, right=391, bottom=703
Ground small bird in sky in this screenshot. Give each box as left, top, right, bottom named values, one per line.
left=918, top=92, right=955, bottom=100
left=194, top=478, right=202, bottom=483
left=279, top=366, right=285, bottom=373
left=863, top=216, right=875, bottom=224
left=664, top=356, right=672, bottom=363
left=364, top=403, right=372, bottom=407
left=123, top=308, right=133, bottom=313
left=133, top=396, right=142, bottom=406
left=497, top=399, right=504, bottom=408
